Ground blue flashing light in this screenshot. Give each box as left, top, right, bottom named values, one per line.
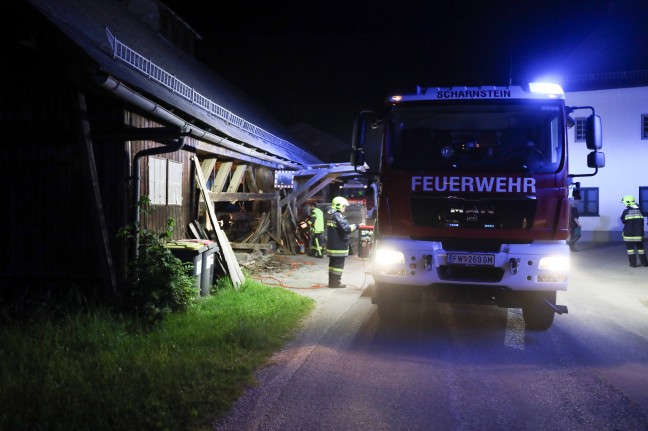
left=529, top=82, right=564, bottom=98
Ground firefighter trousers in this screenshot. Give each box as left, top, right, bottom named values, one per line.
left=328, top=255, right=346, bottom=287
left=310, top=231, right=324, bottom=257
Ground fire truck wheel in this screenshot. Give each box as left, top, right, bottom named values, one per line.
left=374, top=282, right=403, bottom=320
left=521, top=291, right=556, bottom=331
left=376, top=301, right=400, bottom=321
left=374, top=283, right=423, bottom=320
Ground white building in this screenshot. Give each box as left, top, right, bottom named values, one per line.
left=565, top=86, right=648, bottom=242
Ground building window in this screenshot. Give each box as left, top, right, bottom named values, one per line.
left=149, top=157, right=183, bottom=206
left=642, top=115, right=648, bottom=140
left=149, top=157, right=167, bottom=205
left=577, top=187, right=599, bottom=216
left=639, top=187, right=648, bottom=214
left=575, top=118, right=586, bottom=142
left=167, top=160, right=183, bottom=206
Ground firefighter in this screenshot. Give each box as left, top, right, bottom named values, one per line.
left=306, top=201, right=325, bottom=258
left=326, top=196, right=359, bottom=288
left=620, top=195, right=648, bottom=267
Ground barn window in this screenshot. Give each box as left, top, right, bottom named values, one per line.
left=149, top=157, right=183, bottom=206
left=149, top=157, right=167, bottom=205
left=168, top=160, right=183, bottom=206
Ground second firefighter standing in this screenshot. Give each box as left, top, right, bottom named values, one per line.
left=620, top=195, right=648, bottom=267
left=306, top=201, right=325, bottom=258
left=326, top=196, right=359, bottom=288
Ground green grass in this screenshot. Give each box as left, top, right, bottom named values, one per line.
left=0, top=278, right=314, bottom=431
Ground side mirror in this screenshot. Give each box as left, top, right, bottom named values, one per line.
left=566, top=115, right=576, bottom=129
left=586, top=115, right=602, bottom=150
left=351, top=111, right=376, bottom=168
left=352, top=115, right=367, bottom=150
left=350, top=148, right=366, bottom=167
left=587, top=151, right=605, bottom=168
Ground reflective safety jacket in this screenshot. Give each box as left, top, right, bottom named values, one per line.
left=620, top=205, right=645, bottom=242
left=326, top=210, right=358, bottom=256
left=307, top=207, right=325, bottom=234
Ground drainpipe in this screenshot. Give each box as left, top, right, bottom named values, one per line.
left=131, top=137, right=186, bottom=257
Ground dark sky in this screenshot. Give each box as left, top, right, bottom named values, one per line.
left=163, top=0, right=648, bottom=143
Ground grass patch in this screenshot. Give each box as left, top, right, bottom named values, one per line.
left=0, top=278, right=314, bottom=431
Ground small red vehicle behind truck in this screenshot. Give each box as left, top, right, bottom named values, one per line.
left=351, top=83, right=604, bottom=330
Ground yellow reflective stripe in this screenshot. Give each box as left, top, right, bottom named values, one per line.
left=623, top=235, right=643, bottom=241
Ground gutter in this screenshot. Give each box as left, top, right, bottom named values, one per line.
left=96, top=74, right=305, bottom=170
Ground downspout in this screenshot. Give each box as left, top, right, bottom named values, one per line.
left=131, top=137, right=186, bottom=257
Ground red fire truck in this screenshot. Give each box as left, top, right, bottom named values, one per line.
left=351, top=83, right=604, bottom=330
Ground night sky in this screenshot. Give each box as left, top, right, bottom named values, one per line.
left=162, top=0, right=648, bottom=143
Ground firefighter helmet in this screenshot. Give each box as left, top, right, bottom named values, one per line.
left=331, top=196, right=350, bottom=211
left=621, top=195, right=637, bottom=206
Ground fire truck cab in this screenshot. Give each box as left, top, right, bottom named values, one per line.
left=351, top=83, right=604, bottom=330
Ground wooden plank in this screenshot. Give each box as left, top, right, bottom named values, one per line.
left=244, top=166, right=259, bottom=192
left=230, top=243, right=275, bottom=250
left=192, top=220, right=212, bottom=240
left=267, top=232, right=293, bottom=254
left=192, top=156, right=244, bottom=288
left=74, top=90, right=118, bottom=298
left=207, top=192, right=277, bottom=202
left=188, top=221, right=202, bottom=239
left=226, top=164, right=247, bottom=193
left=200, top=158, right=217, bottom=188
left=213, top=161, right=232, bottom=192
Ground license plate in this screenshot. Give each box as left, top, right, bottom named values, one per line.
left=447, top=253, right=495, bottom=266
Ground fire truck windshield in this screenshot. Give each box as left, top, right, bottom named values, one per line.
left=386, top=101, right=564, bottom=173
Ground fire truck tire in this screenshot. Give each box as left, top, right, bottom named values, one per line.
left=376, top=301, right=400, bottom=320
left=374, top=282, right=403, bottom=320
left=374, top=283, right=423, bottom=320
left=521, top=291, right=556, bottom=331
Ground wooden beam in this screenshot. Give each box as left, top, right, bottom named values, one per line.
left=200, top=158, right=216, bottom=186
left=278, top=170, right=328, bottom=206
left=213, top=161, right=232, bottom=192
left=207, top=192, right=278, bottom=202
left=226, top=164, right=247, bottom=193
left=192, top=156, right=244, bottom=288
left=230, top=243, right=275, bottom=251
left=74, top=90, right=118, bottom=298
left=244, top=166, right=259, bottom=192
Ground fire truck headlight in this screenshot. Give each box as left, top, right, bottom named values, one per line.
left=538, top=255, right=570, bottom=272
left=374, top=248, right=405, bottom=266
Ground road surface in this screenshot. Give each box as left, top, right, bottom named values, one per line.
left=216, top=242, right=648, bottom=430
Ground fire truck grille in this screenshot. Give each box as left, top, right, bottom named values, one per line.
left=411, top=195, right=536, bottom=230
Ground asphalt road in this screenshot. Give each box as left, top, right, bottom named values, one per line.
left=216, top=242, right=648, bottom=430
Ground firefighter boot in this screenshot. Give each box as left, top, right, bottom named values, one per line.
left=328, top=273, right=346, bottom=288
left=640, top=253, right=648, bottom=267
left=628, top=254, right=639, bottom=267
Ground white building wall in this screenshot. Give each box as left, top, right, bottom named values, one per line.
left=564, top=86, right=648, bottom=242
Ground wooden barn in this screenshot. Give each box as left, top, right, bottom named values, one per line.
left=1, top=0, right=353, bottom=303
